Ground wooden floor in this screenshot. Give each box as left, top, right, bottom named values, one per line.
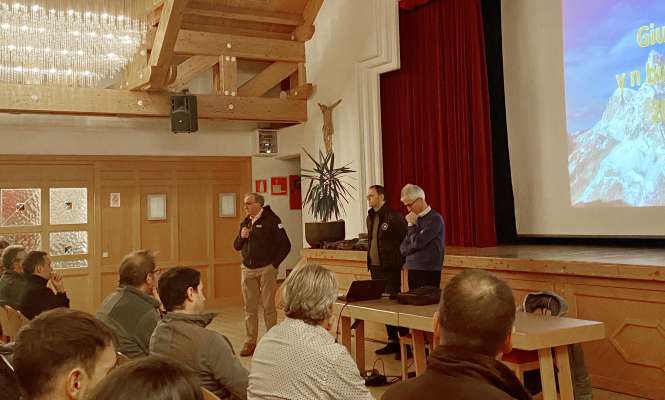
left=209, top=300, right=645, bottom=400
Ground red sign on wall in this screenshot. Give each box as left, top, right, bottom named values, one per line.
left=271, top=177, right=288, bottom=195
left=255, top=179, right=267, bottom=193
left=289, top=175, right=302, bottom=210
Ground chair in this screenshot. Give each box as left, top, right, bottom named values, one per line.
left=201, top=387, right=221, bottom=400
left=2, top=306, right=28, bottom=341
left=501, top=349, right=540, bottom=383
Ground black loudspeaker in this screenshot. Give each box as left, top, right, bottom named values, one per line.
left=170, top=94, right=198, bottom=133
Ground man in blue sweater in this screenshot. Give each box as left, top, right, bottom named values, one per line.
left=399, top=184, right=445, bottom=289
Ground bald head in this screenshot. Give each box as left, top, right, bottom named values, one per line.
left=438, top=269, right=516, bottom=356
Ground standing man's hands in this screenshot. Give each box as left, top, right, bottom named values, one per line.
left=405, top=212, right=418, bottom=225
left=241, top=227, right=251, bottom=238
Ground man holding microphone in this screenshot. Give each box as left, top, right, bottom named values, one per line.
left=234, top=193, right=291, bottom=357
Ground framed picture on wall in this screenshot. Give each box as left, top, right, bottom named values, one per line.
left=271, top=177, right=287, bottom=195
left=219, top=193, right=236, bottom=217
left=146, top=194, right=167, bottom=220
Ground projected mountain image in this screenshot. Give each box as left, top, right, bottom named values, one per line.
left=569, top=50, right=665, bottom=207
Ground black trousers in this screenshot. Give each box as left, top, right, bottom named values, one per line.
left=369, top=265, right=409, bottom=342
left=407, top=269, right=441, bottom=290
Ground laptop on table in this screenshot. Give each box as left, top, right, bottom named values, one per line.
left=337, top=280, right=387, bottom=302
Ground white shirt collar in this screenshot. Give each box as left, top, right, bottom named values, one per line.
left=251, top=207, right=264, bottom=224
left=418, top=206, right=432, bottom=218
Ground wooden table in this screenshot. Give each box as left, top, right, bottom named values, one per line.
left=335, top=299, right=606, bottom=400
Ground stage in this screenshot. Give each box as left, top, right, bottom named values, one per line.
left=302, top=245, right=665, bottom=400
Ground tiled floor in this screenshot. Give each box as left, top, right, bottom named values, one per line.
left=208, top=301, right=645, bottom=400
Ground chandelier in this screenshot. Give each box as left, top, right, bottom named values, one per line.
left=0, top=0, right=150, bottom=87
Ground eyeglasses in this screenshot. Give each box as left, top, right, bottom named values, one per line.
left=403, top=199, right=419, bottom=208
left=244, top=201, right=256, bottom=206
left=150, top=267, right=163, bottom=276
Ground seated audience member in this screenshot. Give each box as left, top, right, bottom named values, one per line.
left=18, top=251, right=69, bottom=319
left=381, top=269, right=531, bottom=400
left=150, top=267, right=248, bottom=399
left=13, top=308, right=118, bottom=400
left=248, top=263, right=373, bottom=400
left=84, top=355, right=203, bottom=400
left=96, top=249, right=162, bottom=358
left=0, top=245, right=27, bottom=308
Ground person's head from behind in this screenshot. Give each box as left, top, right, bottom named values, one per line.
left=118, top=249, right=160, bottom=294
left=282, top=263, right=338, bottom=327
left=158, top=267, right=206, bottom=314
left=2, top=245, right=26, bottom=272
left=13, top=309, right=117, bottom=400
left=436, top=269, right=516, bottom=357
left=84, top=355, right=203, bottom=400
left=400, top=184, right=428, bottom=214
left=0, top=239, right=10, bottom=254
left=22, top=251, right=52, bottom=279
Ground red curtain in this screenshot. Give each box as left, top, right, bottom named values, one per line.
left=380, top=0, right=496, bottom=246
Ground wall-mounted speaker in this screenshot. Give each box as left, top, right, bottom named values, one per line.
left=170, top=93, right=198, bottom=133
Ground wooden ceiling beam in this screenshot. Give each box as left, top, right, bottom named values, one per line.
left=185, top=1, right=303, bottom=26
left=293, top=0, right=323, bottom=41
left=164, top=30, right=305, bottom=62
left=180, top=21, right=293, bottom=40
left=237, top=62, right=298, bottom=97
left=146, top=0, right=190, bottom=90
left=0, top=83, right=307, bottom=122
left=167, top=55, right=219, bottom=91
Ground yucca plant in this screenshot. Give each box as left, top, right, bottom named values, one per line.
left=301, top=149, right=356, bottom=222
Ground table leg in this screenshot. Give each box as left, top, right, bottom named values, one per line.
left=412, top=330, right=427, bottom=376
left=538, top=348, right=557, bottom=400
left=355, top=320, right=365, bottom=373
left=341, top=316, right=352, bottom=355
left=555, top=345, right=574, bottom=400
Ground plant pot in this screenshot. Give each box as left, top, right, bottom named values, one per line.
left=305, top=221, right=346, bottom=248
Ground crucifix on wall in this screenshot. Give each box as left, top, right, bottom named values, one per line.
left=318, top=99, right=342, bottom=154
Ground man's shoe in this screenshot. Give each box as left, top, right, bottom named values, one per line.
left=395, top=346, right=412, bottom=361
left=239, top=342, right=256, bottom=357
left=375, top=342, right=400, bottom=355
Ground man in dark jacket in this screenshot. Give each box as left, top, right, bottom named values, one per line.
left=0, top=245, right=27, bottom=309
left=233, top=193, right=291, bottom=357
left=382, top=269, right=531, bottom=400
left=18, top=251, right=69, bottom=320
left=366, top=185, right=408, bottom=357
left=399, top=184, right=444, bottom=289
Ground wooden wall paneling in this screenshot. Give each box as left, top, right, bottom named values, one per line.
left=213, top=262, right=242, bottom=301
left=571, top=283, right=665, bottom=399
left=100, top=186, right=139, bottom=267
left=177, top=183, right=209, bottom=263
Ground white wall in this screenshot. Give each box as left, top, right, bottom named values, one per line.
left=281, top=0, right=400, bottom=240
left=0, top=113, right=255, bottom=156
left=251, top=156, right=302, bottom=278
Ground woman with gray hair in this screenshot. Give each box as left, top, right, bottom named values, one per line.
left=248, top=264, right=373, bottom=400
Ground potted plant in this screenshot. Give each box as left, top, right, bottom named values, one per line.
left=301, top=149, right=356, bottom=248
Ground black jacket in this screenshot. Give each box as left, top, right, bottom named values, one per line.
left=366, top=204, right=407, bottom=268
left=382, top=346, right=531, bottom=400
left=233, top=206, right=291, bottom=269
left=0, top=271, right=26, bottom=309
left=18, top=274, right=70, bottom=320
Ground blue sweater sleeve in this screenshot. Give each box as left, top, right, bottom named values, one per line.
left=400, top=214, right=443, bottom=256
